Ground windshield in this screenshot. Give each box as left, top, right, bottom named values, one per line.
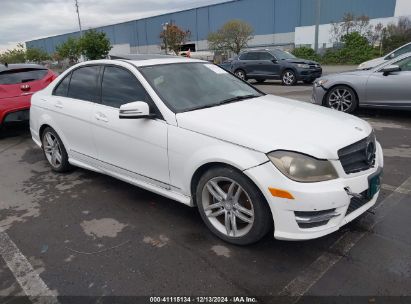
left=139, top=63, right=263, bottom=113
left=271, top=49, right=296, bottom=60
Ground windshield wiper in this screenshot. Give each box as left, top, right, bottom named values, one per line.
left=186, top=94, right=260, bottom=112
left=217, top=94, right=260, bottom=105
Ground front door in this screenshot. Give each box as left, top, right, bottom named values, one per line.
left=365, top=56, right=411, bottom=107
left=91, top=65, right=170, bottom=188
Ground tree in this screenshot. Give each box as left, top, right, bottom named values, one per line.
left=0, top=43, right=26, bottom=64
left=207, top=20, right=254, bottom=54
left=56, top=37, right=81, bottom=64
left=382, top=17, right=411, bottom=53
left=26, top=47, right=51, bottom=62
left=160, top=24, right=191, bottom=55
left=330, top=13, right=382, bottom=45
left=79, top=29, right=112, bottom=60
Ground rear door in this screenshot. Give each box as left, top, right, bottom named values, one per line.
left=365, top=56, right=411, bottom=107
left=91, top=65, right=170, bottom=188
left=49, top=65, right=100, bottom=162
left=237, top=52, right=260, bottom=76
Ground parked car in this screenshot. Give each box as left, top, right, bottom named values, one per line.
left=312, top=52, right=411, bottom=113
left=0, top=63, right=56, bottom=131
left=227, top=48, right=322, bottom=86
left=30, top=56, right=383, bottom=245
left=357, top=42, right=411, bottom=70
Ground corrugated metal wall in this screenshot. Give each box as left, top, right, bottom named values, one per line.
left=26, top=0, right=396, bottom=53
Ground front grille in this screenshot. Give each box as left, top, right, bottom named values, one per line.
left=309, top=64, right=320, bottom=69
left=338, top=132, right=376, bottom=174
left=346, top=190, right=370, bottom=215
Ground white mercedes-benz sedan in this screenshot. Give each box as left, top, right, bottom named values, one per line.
left=30, top=56, right=383, bottom=245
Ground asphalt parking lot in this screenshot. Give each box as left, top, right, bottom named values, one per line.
left=1, top=81, right=411, bottom=303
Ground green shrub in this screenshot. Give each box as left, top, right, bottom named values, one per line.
left=292, top=47, right=321, bottom=62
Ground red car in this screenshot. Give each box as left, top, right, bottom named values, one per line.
left=0, top=63, right=56, bottom=130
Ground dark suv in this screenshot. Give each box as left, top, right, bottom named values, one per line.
left=226, top=49, right=322, bottom=86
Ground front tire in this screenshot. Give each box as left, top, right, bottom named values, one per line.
left=325, top=85, right=358, bottom=113
left=196, top=166, right=272, bottom=245
left=282, top=70, right=297, bottom=86
left=41, top=127, right=72, bottom=172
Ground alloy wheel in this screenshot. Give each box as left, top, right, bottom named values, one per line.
left=202, top=177, right=254, bottom=238
left=282, top=71, right=295, bottom=85
left=235, top=70, right=246, bottom=80
left=42, top=131, right=63, bottom=169
left=328, top=88, right=353, bottom=112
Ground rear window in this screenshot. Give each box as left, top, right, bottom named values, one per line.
left=0, top=69, right=48, bottom=85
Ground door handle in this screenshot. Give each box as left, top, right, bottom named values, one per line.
left=55, top=101, right=63, bottom=109
left=95, top=113, right=109, bottom=123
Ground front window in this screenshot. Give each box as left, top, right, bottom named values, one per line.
left=270, top=49, right=296, bottom=60
left=139, top=63, right=263, bottom=113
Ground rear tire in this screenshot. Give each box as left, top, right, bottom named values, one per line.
left=196, top=166, right=272, bottom=245
left=41, top=127, right=72, bottom=172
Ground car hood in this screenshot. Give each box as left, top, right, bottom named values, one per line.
left=322, top=69, right=373, bottom=79
left=358, top=57, right=385, bottom=69
left=284, top=58, right=319, bottom=65
left=176, top=95, right=372, bottom=160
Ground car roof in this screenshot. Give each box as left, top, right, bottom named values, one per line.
left=77, top=56, right=206, bottom=68
left=0, top=63, right=46, bottom=73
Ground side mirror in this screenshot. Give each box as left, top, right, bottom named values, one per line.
left=271, top=59, right=278, bottom=64
left=119, top=101, right=154, bottom=119
left=381, top=65, right=400, bottom=76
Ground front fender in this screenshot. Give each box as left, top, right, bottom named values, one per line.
left=168, top=125, right=268, bottom=196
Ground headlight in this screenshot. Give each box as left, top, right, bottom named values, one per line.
left=315, top=79, right=328, bottom=87
left=268, top=151, right=338, bottom=182
left=297, top=63, right=310, bottom=69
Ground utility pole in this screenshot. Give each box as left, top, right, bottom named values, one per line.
left=75, top=0, right=83, bottom=37
left=314, top=0, right=321, bottom=53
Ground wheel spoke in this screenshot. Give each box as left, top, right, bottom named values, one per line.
left=234, top=210, right=253, bottom=223
left=230, top=213, right=237, bottom=237
left=226, top=182, right=236, bottom=199
left=225, top=211, right=231, bottom=235
left=207, top=209, right=225, bottom=218
left=207, top=181, right=227, bottom=201
left=205, top=202, right=223, bottom=211
left=235, top=204, right=253, bottom=217
left=233, top=185, right=242, bottom=203
left=45, top=133, right=54, bottom=146
left=54, top=150, right=62, bottom=163
left=51, top=151, right=58, bottom=165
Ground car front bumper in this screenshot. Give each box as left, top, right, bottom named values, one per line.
left=297, top=68, right=323, bottom=81
left=244, top=142, right=384, bottom=241
left=311, top=83, right=328, bottom=106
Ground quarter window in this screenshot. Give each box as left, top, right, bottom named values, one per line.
left=101, top=66, right=147, bottom=108
left=67, top=66, right=100, bottom=102
left=53, top=73, right=71, bottom=97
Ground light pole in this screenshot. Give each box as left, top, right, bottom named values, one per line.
left=314, top=0, right=321, bottom=53
left=162, top=23, right=169, bottom=55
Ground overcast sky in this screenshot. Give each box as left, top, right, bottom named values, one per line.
left=0, top=0, right=227, bottom=52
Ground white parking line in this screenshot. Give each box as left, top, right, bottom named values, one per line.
left=279, top=176, right=411, bottom=302
left=0, top=227, right=59, bottom=304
